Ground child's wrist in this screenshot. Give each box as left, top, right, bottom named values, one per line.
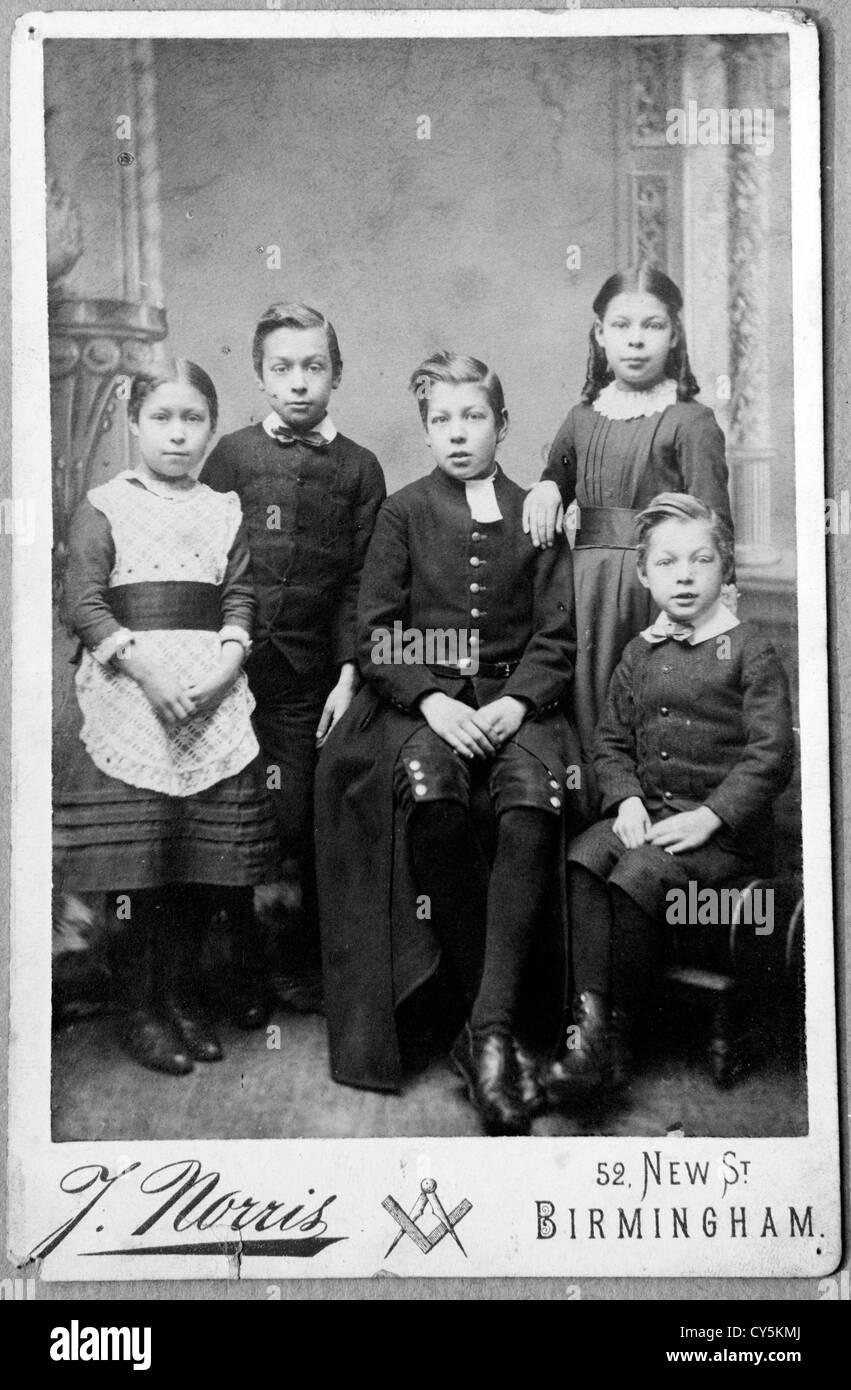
left=219, top=625, right=252, bottom=659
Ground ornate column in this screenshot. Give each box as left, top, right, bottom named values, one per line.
left=49, top=301, right=168, bottom=597
left=726, top=36, right=781, bottom=567
left=48, top=39, right=168, bottom=600
left=622, top=38, right=682, bottom=281
left=681, top=36, right=731, bottom=439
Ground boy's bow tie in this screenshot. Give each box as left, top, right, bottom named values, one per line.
left=270, top=424, right=328, bottom=451
left=648, top=617, right=695, bottom=644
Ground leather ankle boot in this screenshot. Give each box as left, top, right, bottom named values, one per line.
left=122, top=1010, right=195, bottom=1076
left=546, top=991, right=631, bottom=1103
left=450, top=1024, right=531, bottom=1136
left=109, top=893, right=193, bottom=1077
left=156, top=894, right=223, bottom=1062
left=514, top=1038, right=545, bottom=1115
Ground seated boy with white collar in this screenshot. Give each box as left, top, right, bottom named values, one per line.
left=316, top=351, right=578, bottom=1135
left=548, top=491, right=793, bottom=1105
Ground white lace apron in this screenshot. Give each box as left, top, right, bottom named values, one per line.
left=75, top=474, right=259, bottom=797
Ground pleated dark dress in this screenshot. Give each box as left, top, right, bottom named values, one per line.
left=541, top=381, right=732, bottom=761
left=53, top=472, right=279, bottom=894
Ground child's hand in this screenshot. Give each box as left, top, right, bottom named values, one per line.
left=184, top=666, right=239, bottom=716
left=472, top=696, right=527, bottom=747
left=419, top=692, right=498, bottom=759
left=645, top=806, right=722, bottom=854
left=184, top=640, right=245, bottom=717
left=133, top=662, right=197, bottom=725
left=316, top=664, right=360, bottom=746
left=613, top=796, right=652, bottom=848
left=522, top=481, right=564, bottom=549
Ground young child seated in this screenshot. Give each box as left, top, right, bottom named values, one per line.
left=547, top=492, right=793, bottom=1104
left=201, top=302, right=386, bottom=1017
left=316, top=351, right=579, bottom=1135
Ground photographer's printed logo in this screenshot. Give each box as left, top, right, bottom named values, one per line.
left=30, top=1158, right=343, bottom=1263
left=50, top=1321, right=151, bottom=1372
left=666, top=101, right=774, bottom=156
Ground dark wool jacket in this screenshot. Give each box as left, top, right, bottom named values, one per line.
left=357, top=465, right=575, bottom=718
left=316, top=464, right=582, bottom=1092
left=594, top=622, right=794, bottom=833
left=201, top=424, right=386, bottom=675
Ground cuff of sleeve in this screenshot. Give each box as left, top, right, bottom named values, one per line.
left=500, top=677, right=539, bottom=714
left=599, top=778, right=644, bottom=817
left=91, top=626, right=132, bottom=667
left=703, top=790, right=742, bottom=833
left=219, top=625, right=252, bottom=656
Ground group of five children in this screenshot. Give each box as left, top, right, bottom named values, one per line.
left=55, top=267, right=793, bottom=1135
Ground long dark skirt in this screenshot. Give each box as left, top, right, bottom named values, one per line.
left=54, top=733, right=280, bottom=893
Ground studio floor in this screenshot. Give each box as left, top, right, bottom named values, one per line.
left=52, top=1005, right=807, bottom=1142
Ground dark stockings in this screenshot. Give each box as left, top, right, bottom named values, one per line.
left=568, top=865, right=664, bottom=1020
left=408, top=802, right=558, bottom=1034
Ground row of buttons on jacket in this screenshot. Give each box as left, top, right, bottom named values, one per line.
left=469, top=530, right=488, bottom=618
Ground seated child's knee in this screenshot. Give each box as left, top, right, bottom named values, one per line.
left=491, top=744, right=566, bottom=819
left=393, top=743, right=470, bottom=816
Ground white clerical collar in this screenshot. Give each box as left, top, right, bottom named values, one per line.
left=593, top=378, right=678, bottom=420
left=262, top=411, right=338, bottom=442
left=642, top=598, right=740, bottom=647
left=464, top=466, right=502, bottom=522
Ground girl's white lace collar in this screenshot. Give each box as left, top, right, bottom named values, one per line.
left=592, top=377, right=678, bottom=420
left=115, top=468, right=201, bottom=503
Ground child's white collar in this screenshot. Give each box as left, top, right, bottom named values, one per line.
left=593, top=378, right=678, bottom=420
left=464, top=466, right=502, bottom=522
left=262, top=411, right=338, bottom=442
left=642, top=598, right=740, bottom=646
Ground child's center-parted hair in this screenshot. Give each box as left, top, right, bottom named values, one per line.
left=408, top=350, right=507, bottom=424
left=128, top=358, right=219, bottom=431
left=635, top=492, right=735, bottom=581
left=582, top=266, right=700, bottom=406
left=252, top=301, right=343, bottom=378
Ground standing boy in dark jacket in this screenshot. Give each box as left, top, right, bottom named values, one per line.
left=202, top=303, right=386, bottom=1016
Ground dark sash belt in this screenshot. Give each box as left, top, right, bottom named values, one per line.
left=107, top=581, right=221, bottom=631
left=575, top=505, right=640, bottom=550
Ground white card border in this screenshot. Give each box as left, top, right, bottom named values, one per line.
left=6, top=7, right=841, bottom=1284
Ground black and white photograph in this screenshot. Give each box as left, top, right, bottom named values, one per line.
left=5, top=6, right=842, bottom=1284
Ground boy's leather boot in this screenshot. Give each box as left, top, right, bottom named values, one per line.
left=450, top=1024, right=532, bottom=1136
left=545, top=991, right=632, bottom=1104
left=514, top=1038, right=546, bottom=1115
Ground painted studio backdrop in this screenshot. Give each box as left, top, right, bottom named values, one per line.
left=46, top=35, right=804, bottom=1141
